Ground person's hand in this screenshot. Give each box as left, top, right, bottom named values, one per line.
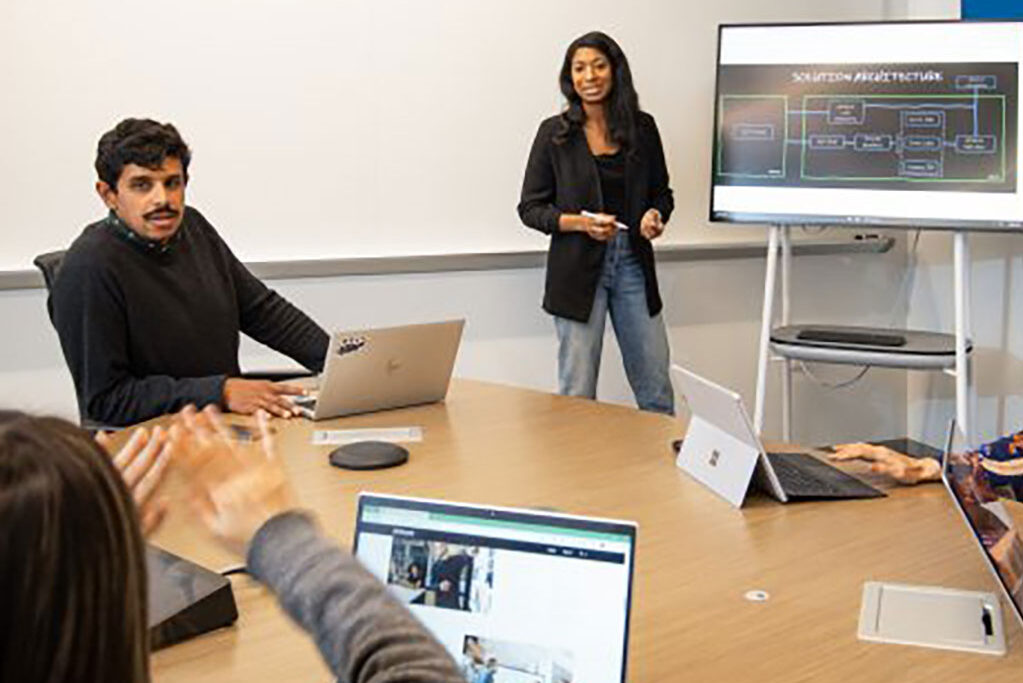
left=979, top=456, right=1023, bottom=477
left=581, top=212, right=616, bottom=242
left=171, top=405, right=296, bottom=557
left=640, top=208, right=664, bottom=240
left=223, top=378, right=306, bottom=418
left=96, top=426, right=173, bottom=536
left=828, top=442, right=941, bottom=485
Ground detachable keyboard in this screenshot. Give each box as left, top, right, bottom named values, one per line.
left=796, top=328, right=906, bottom=347
left=766, top=452, right=885, bottom=500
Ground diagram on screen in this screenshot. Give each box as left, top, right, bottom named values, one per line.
left=715, top=63, right=1018, bottom=193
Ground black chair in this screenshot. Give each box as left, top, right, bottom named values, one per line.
left=33, top=250, right=66, bottom=320
left=32, top=249, right=65, bottom=289
left=33, top=249, right=112, bottom=431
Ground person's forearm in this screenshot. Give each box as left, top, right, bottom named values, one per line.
left=247, top=512, right=464, bottom=683
left=557, top=213, right=589, bottom=233
left=919, top=457, right=942, bottom=481
left=240, top=289, right=329, bottom=373
left=87, top=374, right=225, bottom=426
left=518, top=201, right=562, bottom=235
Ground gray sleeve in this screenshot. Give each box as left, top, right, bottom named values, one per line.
left=246, top=511, right=464, bottom=683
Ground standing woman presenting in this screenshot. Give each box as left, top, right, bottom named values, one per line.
left=518, top=31, right=675, bottom=414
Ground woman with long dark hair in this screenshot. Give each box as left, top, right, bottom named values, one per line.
left=0, top=413, right=162, bottom=682
left=518, top=31, right=675, bottom=414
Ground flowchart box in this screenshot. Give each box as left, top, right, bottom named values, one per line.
left=854, top=134, right=894, bottom=152
left=801, top=93, right=1006, bottom=184
left=955, top=74, right=998, bottom=91
left=809, top=134, right=846, bottom=150
left=900, top=159, right=943, bottom=177
left=718, top=95, right=787, bottom=178
left=828, top=100, right=865, bottom=125
left=732, top=123, right=775, bottom=141
left=902, top=111, right=945, bottom=128
left=955, top=135, right=997, bottom=154
left=903, top=136, right=943, bottom=151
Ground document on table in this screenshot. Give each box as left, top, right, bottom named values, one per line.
left=311, top=426, right=423, bottom=446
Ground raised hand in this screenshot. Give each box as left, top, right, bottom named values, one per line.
left=96, top=426, right=173, bottom=536
left=171, top=405, right=296, bottom=556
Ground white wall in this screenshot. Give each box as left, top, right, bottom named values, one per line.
left=0, top=0, right=914, bottom=446
left=0, top=0, right=895, bottom=270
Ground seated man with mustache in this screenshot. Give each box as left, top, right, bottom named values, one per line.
left=50, top=118, right=329, bottom=426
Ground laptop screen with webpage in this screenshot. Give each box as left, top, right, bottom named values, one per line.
left=942, top=427, right=1023, bottom=628
left=353, top=494, right=636, bottom=682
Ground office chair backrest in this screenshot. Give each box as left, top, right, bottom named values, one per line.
left=33, top=249, right=66, bottom=323
left=33, top=250, right=66, bottom=294
left=32, top=249, right=116, bottom=432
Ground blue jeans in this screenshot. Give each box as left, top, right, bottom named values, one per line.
left=554, top=232, right=674, bottom=415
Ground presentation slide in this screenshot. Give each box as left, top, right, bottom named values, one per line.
left=355, top=501, right=634, bottom=683
left=711, top=22, right=1023, bottom=229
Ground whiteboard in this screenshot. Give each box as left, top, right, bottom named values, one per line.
left=0, top=0, right=886, bottom=271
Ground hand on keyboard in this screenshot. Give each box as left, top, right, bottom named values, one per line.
left=828, top=443, right=940, bottom=485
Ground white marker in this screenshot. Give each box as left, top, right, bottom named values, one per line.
left=582, top=210, right=629, bottom=231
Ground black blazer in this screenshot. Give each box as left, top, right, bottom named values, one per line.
left=517, top=111, right=674, bottom=322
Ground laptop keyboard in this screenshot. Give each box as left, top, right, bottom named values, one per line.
left=766, top=452, right=885, bottom=499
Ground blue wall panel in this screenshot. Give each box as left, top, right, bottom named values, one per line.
left=962, top=0, right=1023, bottom=19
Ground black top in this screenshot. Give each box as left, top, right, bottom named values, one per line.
left=594, top=150, right=627, bottom=222
left=50, top=207, right=329, bottom=426
left=517, top=111, right=674, bottom=322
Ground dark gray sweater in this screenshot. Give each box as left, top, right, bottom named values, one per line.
left=50, top=207, right=329, bottom=426
left=248, top=512, right=464, bottom=682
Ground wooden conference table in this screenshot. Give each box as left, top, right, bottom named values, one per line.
left=148, top=379, right=1022, bottom=682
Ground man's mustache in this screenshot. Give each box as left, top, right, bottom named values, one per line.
left=144, top=206, right=179, bottom=220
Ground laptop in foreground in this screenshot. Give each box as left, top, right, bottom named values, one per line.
left=672, top=365, right=884, bottom=507
left=942, top=424, right=1023, bottom=635
left=295, top=319, right=464, bottom=420
left=352, top=493, right=637, bottom=682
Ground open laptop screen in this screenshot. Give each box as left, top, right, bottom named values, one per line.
left=943, top=428, right=1023, bottom=627
left=353, top=494, right=636, bottom=682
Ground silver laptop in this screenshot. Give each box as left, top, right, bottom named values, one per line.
left=294, top=319, right=464, bottom=420
left=942, top=421, right=1023, bottom=631
left=352, top=493, right=637, bottom=682
left=672, top=365, right=884, bottom=507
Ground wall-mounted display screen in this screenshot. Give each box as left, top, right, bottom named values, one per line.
left=710, top=21, right=1023, bottom=230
